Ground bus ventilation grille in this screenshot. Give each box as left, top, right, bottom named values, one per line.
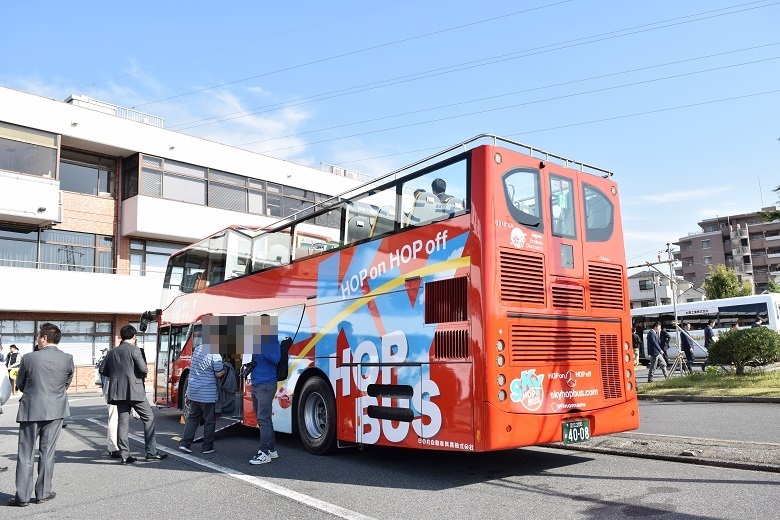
left=599, top=334, right=623, bottom=399
left=499, top=248, right=545, bottom=306
left=588, top=264, right=624, bottom=310
left=552, top=285, right=585, bottom=310
left=433, top=329, right=469, bottom=360
left=510, top=326, right=597, bottom=364
left=425, top=277, right=467, bottom=324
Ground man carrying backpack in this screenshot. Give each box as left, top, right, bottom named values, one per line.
left=248, top=315, right=280, bottom=465
left=178, top=337, right=224, bottom=455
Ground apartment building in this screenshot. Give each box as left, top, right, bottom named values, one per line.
left=0, top=86, right=361, bottom=380
left=674, top=207, right=780, bottom=293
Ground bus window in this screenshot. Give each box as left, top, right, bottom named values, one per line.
left=582, top=183, right=614, bottom=242
left=293, top=207, right=344, bottom=260
left=251, top=231, right=291, bottom=272
left=164, top=252, right=185, bottom=291
left=225, top=230, right=252, bottom=280
left=401, top=159, right=467, bottom=228
left=180, top=245, right=208, bottom=293
left=550, top=175, right=576, bottom=238
left=502, top=168, right=542, bottom=229
left=207, top=232, right=227, bottom=286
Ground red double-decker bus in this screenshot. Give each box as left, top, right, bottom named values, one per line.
left=151, top=135, right=639, bottom=454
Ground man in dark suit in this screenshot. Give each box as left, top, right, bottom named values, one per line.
left=10, top=323, right=74, bottom=507
left=646, top=322, right=668, bottom=383
left=100, top=325, right=167, bottom=464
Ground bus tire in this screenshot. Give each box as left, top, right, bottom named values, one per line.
left=296, top=376, right=337, bottom=455
left=179, top=375, right=192, bottom=420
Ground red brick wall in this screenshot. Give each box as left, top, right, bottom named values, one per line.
left=57, top=191, right=116, bottom=236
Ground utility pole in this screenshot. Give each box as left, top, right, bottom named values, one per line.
left=667, top=242, right=681, bottom=352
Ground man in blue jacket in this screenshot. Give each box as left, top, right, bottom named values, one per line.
left=647, top=322, right=668, bottom=383
left=249, top=315, right=280, bottom=465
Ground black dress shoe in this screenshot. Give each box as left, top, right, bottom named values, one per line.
left=36, top=492, right=56, bottom=504
left=145, top=453, right=168, bottom=461
left=120, top=456, right=137, bottom=464
left=8, top=497, right=29, bottom=507
left=109, top=451, right=121, bottom=459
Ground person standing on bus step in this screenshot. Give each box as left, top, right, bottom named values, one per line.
left=680, top=322, right=696, bottom=373
left=431, top=178, right=452, bottom=203
left=10, top=323, right=74, bottom=507
left=178, top=340, right=225, bottom=455
left=647, top=322, right=668, bottom=383
left=248, top=315, right=281, bottom=465
left=100, top=325, right=167, bottom=465
left=702, top=319, right=716, bottom=372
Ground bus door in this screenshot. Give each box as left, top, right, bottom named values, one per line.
left=546, top=170, right=583, bottom=279
left=155, top=326, right=170, bottom=405
left=354, top=362, right=422, bottom=448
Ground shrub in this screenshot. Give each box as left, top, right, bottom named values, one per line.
left=708, top=327, right=780, bottom=375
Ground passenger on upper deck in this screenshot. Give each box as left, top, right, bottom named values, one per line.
left=431, top=178, right=452, bottom=203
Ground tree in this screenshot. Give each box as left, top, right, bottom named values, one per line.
left=766, top=279, right=780, bottom=294
left=759, top=185, right=780, bottom=221
left=708, top=327, right=780, bottom=375
left=702, top=264, right=752, bottom=300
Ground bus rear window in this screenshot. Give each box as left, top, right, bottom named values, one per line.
left=582, top=183, right=614, bottom=242
left=502, top=168, right=542, bottom=229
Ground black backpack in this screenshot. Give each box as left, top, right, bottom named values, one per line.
left=276, top=337, right=293, bottom=381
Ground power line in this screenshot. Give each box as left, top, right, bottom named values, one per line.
left=131, top=0, right=574, bottom=108
left=168, top=0, right=779, bottom=130
left=247, top=56, right=780, bottom=152
left=60, top=0, right=414, bottom=98
left=316, top=88, right=780, bottom=166
left=238, top=51, right=780, bottom=146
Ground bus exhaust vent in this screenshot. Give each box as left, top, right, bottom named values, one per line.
left=499, top=248, right=545, bottom=306
left=425, top=277, right=467, bottom=324
left=599, top=333, right=623, bottom=399
left=433, top=329, right=469, bottom=360
left=510, top=326, right=597, bottom=364
left=552, top=285, right=584, bottom=310
left=588, top=264, right=624, bottom=310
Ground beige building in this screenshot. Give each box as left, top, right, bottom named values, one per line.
left=0, top=86, right=361, bottom=385
left=674, top=207, right=780, bottom=294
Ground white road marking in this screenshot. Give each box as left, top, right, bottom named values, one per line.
left=86, top=418, right=376, bottom=520
left=2, top=396, right=105, bottom=409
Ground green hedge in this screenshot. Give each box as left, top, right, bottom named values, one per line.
left=708, top=327, right=780, bottom=375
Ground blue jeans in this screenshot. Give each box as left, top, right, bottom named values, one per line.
left=251, top=382, right=276, bottom=454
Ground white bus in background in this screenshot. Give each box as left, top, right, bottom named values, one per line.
left=630, top=294, right=780, bottom=363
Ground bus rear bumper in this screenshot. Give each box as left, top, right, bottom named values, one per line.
left=482, top=398, right=640, bottom=451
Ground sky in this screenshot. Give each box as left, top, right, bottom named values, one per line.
left=2, top=0, right=779, bottom=272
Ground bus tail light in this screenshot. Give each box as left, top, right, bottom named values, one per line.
left=627, top=381, right=633, bottom=392
left=496, top=339, right=505, bottom=352
left=497, top=374, right=506, bottom=386
left=624, top=354, right=631, bottom=364
left=497, top=355, right=505, bottom=367
left=498, top=390, right=507, bottom=402
left=625, top=369, right=632, bottom=380
left=623, top=341, right=629, bottom=351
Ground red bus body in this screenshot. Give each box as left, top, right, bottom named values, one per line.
left=153, top=136, right=639, bottom=453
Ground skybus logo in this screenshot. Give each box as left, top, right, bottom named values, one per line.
left=509, top=369, right=545, bottom=411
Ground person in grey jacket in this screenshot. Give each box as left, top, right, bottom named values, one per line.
left=100, top=325, right=167, bottom=465
left=9, top=323, right=74, bottom=507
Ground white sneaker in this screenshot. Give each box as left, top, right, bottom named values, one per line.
left=269, top=450, right=278, bottom=459
left=179, top=446, right=192, bottom=454
left=249, top=452, right=272, bottom=465
left=202, top=448, right=215, bottom=454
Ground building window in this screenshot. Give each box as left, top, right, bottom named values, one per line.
left=0, top=226, right=113, bottom=272
left=0, top=319, right=110, bottom=365
left=130, top=239, right=182, bottom=277
left=751, top=234, right=763, bottom=241
left=686, top=260, right=694, bottom=267
left=683, top=243, right=693, bottom=251
left=703, top=256, right=712, bottom=265
left=126, top=153, right=327, bottom=219
left=0, top=122, right=57, bottom=178
left=704, top=225, right=717, bottom=232
left=59, top=149, right=116, bottom=197
left=701, top=240, right=710, bottom=249
left=638, top=279, right=653, bottom=291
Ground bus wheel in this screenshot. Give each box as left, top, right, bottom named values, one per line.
left=179, top=377, right=192, bottom=420
left=296, top=376, right=336, bottom=455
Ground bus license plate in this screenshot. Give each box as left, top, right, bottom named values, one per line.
left=562, top=420, right=591, bottom=444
